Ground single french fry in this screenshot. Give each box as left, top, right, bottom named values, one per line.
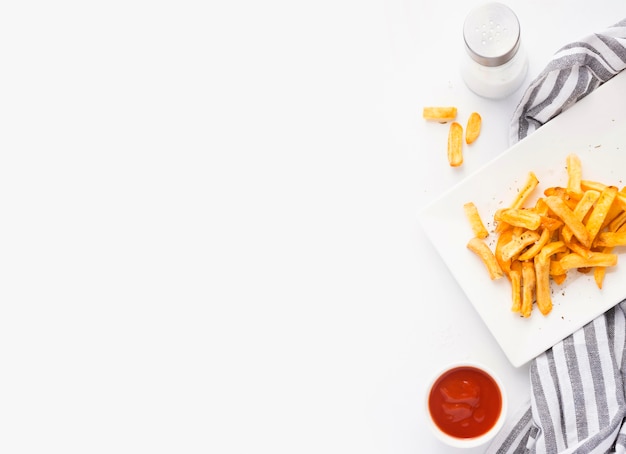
left=608, top=211, right=626, bottom=233
left=560, top=190, right=601, bottom=242
left=594, top=267, right=607, bottom=289
left=495, top=229, right=514, bottom=278
left=559, top=252, right=618, bottom=270
left=467, top=237, right=504, bottom=280
left=447, top=122, right=463, bottom=167
left=511, top=172, right=540, bottom=210
left=544, top=187, right=579, bottom=210
left=565, top=240, right=592, bottom=259
left=550, top=260, right=567, bottom=278
left=581, top=180, right=607, bottom=192
left=494, top=172, right=539, bottom=233
left=463, top=202, right=489, bottom=239
left=594, top=246, right=614, bottom=289
left=582, top=181, right=626, bottom=212
left=585, top=186, right=618, bottom=243
left=534, top=254, right=553, bottom=315
left=521, top=261, right=535, bottom=318
left=566, top=153, right=583, bottom=197
left=540, top=215, right=564, bottom=231
left=539, top=241, right=567, bottom=259
left=601, top=197, right=624, bottom=229
left=495, top=208, right=542, bottom=231
left=544, top=196, right=592, bottom=248
left=594, top=231, right=626, bottom=248
left=510, top=261, right=522, bottom=313
left=501, top=230, right=541, bottom=261
left=518, top=228, right=551, bottom=261
left=617, top=192, right=626, bottom=211
left=423, top=106, right=457, bottom=121
left=573, top=190, right=601, bottom=219
left=534, top=197, right=549, bottom=215
left=465, top=112, right=482, bottom=144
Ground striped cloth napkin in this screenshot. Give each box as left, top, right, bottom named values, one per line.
left=487, top=19, right=626, bottom=454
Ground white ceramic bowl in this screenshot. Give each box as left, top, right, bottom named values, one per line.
left=425, top=361, right=508, bottom=449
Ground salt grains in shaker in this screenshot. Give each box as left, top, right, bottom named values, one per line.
left=460, top=3, right=528, bottom=99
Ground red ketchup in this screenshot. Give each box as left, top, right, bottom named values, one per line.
left=428, top=366, right=502, bottom=439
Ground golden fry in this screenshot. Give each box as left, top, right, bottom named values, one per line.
left=559, top=252, right=618, bottom=270
left=423, top=106, right=457, bottom=121
left=544, top=186, right=579, bottom=210
left=585, top=186, right=618, bottom=244
left=594, top=246, right=614, bottom=289
left=601, top=196, right=624, bottom=229
left=467, top=237, right=504, bottom=280
left=511, top=172, right=540, bottom=210
left=550, top=260, right=567, bottom=278
left=540, top=215, right=564, bottom=231
left=608, top=210, right=626, bottom=232
left=494, top=172, right=540, bottom=233
left=496, top=208, right=541, bottom=230
left=544, top=196, right=592, bottom=248
left=463, top=202, right=489, bottom=239
left=447, top=122, right=463, bottom=167
left=594, top=231, right=626, bottom=248
left=521, top=261, right=535, bottom=318
left=495, top=229, right=514, bottom=279
left=573, top=190, right=600, bottom=219
left=501, top=230, right=541, bottom=262
left=565, top=240, right=592, bottom=259
left=539, top=241, right=567, bottom=259
left=518, top=228, right=551, bottom=261
left=534, top=254, right=553, bottom=315
left=510, top=261, right=522, bottom=313
left=566, top=153, right=583, bottom=197
left=617, top=192, right=626, bottom=211
left=581, top=180, right=607, bottom=192
left=465, top=112, right=482, bottom=144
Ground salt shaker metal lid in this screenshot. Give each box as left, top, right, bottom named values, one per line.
left=463, top=2, right=521, bottom=67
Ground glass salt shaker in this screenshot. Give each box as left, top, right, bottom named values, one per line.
left=460, top=2, right=528, bottom=99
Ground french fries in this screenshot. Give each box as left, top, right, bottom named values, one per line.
left=467, top=237, right=504, bottom=280
left=423, top=106, right=457, bottom=122
left=566, top=153, right=583, bottom=197
left=423, top=107, right=482, bottom=167
left=544, top=196, right=592, bottom=248
left=521, top=261, right=535, bottom=318
left=464, top=154, right=625, bottom=318
left=463, top=202, right=489, bottom=239
left=465, top=112, right=482, bottom=144
left=586, top=186, right=618, bottom=243
left=594, top=231, right=626, bottom=247
left=495, top=208, right=542, bottom=230
left=534, top=253, right=552, bottom=315
left=509, top=261, right=522, bottom=312
left=511, top=172, right=539, bottom=210
left=448, top=122, right=463, bottom=167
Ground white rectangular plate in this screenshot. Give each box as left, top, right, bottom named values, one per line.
left=420, top=70, right=626, bottom=367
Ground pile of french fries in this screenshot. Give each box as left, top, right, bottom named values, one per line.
left=465, top=154, right=626, bottom=318
left=423, top=107, right=481, bottom=167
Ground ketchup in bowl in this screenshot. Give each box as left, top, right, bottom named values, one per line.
left=426, top=364, right=506, bottom=447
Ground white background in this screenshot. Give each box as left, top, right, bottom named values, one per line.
left=1, top=1, right=624, bottom=453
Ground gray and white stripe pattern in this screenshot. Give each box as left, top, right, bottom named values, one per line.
left=488, top=302, right=626, bottom=453
left=489, top=19, right=626, bottom=454
left=510, top=19, right=626, bottom=145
